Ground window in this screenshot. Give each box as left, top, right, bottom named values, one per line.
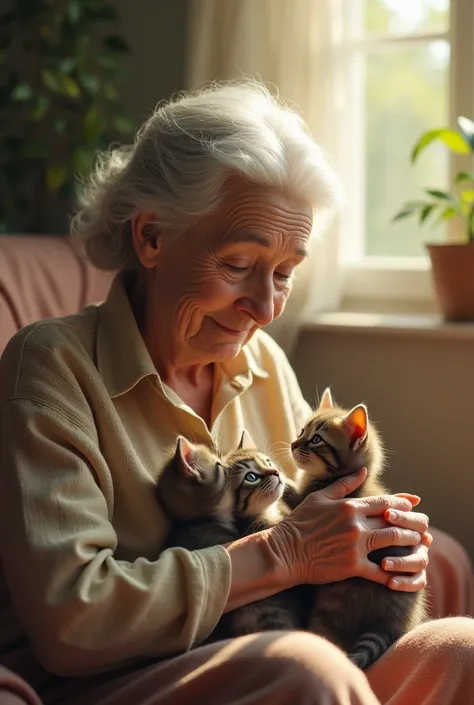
left=338, top=0, right=474, bottom=305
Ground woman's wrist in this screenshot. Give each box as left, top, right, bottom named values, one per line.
left=223, top=528, right=290, bottom=613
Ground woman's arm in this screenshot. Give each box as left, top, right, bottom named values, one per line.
left=0, top=398, right=231, bottom=677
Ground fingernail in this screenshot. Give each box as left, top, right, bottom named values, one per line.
left=387, top=510, right=397, bottom=520
left=391, top=578, right=400, bottom=587
left=414, top=532, right=421, bottom=542
left=385, top=560, right=395, bottom=569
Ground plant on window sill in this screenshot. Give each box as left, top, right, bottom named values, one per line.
left=393, top=117, right=474, bottom=322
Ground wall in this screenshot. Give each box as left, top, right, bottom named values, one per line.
left=116, top=0, right=188, bottom=124
left=292, top=324, right=474, bottom=563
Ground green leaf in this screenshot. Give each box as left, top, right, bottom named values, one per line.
left=62, top=74, right=80, bottom=98
left=84, top=105, right=103, bottom=142
left=411, top=128, right=470, bottom=162
left=419, top=203, right=436, bottom=224
left=27, top=95, right=50, bottom=121
left=103, top=34, right=129, bottom=53
left=437, top=206, right=458, bottom=222
left=11, top=83, right=32, bottom=101
left=67, top=0, right=81, bottom=24
left=392, top=206, right=420, bottom=223
left=80, top=73, right=100, bottom=95
left=73, top=146, right=94, bottom=176
left=41, top=68, right=60, bottom=93
left=455, top=171, right=474, bottom=184
left=41, top=69, right=81, bottom=99
left=113, top=114, right=135, bottom=134
left=98, top=55, right=116, bottom=71
left=425, top=189, right=455, bottom=201
left=58, top=57, right=76, bottom=74
left=457, top=117, right=474, bottom=152
left=460, top=189, right=474, bottom=204
left=53, top=118, right=67, bottom=134
left=46, top=165, right=67, bottom=192
left=104, top=82, right=118, bottom=100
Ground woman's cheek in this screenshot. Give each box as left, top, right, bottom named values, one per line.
left=274, top=289, right=291, bottom=318
left=196, top=277, right=236, bottom=306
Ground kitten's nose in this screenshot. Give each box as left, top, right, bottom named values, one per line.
left=291, top=440, right=299, bottom=450
left=270, top=469, right=280, bottom=478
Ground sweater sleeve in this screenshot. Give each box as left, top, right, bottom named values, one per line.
left=0, top=397, right=231, bottom=677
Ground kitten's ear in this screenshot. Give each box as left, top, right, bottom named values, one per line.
left=237, top=429, right=256, bottom=450
left=319, top=387, right=334, bottom=410
left=175, top=436, right=200, bottom=479
left=342, top=405, right=368, bottom=450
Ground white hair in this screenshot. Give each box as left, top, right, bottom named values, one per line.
left=71, top=79, right=342, bottom=271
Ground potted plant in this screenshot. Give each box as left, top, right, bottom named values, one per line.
left=0, top=0, right=135, bottom=235
left=393, top=116, right=474, bottom=322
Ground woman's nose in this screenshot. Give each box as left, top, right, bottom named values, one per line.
left=235, top=280, right=275, bottom=326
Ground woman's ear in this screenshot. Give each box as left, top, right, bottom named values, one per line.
left=131, top=212, right=161, bottom=269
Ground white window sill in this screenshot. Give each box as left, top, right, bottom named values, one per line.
left=302, top=311, right=474, bottom=341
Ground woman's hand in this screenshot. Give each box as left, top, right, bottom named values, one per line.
left=267, top=467, right=430, bottom=590
left=381, top=494, right=431, bottom=592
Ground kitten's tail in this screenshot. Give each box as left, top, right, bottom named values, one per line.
left=348, top=632, right=390, bottom=670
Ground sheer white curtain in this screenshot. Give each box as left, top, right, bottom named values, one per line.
left=186, top=0, right=346, bottom=354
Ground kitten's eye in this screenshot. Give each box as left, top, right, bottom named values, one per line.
left=311, top=434, right=323, bottom=445
left=244, top=472, right=260, bottom=483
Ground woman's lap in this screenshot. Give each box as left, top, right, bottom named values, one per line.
left=53, top=618, right=474, bottom=705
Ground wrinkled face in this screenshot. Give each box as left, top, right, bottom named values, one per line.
left=148, top=179, right=313, bottom=367
left=226, top=450, right=284, bottom=517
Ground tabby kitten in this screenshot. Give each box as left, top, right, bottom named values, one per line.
left=156, top=436, right=236, bottom=550
left=156, top=433, right=305, bottom=640
left=290, top=388, right=426, bottom=670
left=221, top=433, right=309, bottom=636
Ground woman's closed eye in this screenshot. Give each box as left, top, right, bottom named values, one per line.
left=225, top=263, right=249, bottom=273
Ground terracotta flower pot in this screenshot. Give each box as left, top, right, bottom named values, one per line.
left=426, top=242, right=474, bottom=321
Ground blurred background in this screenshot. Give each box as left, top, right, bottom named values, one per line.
left=0, top=0, right=453, bottom=255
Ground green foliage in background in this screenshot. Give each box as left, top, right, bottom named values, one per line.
left=0, top=0, right=135, bottom=233
left=393, top=117, right=474, bottom=244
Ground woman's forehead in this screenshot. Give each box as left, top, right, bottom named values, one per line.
left=200, top=181, right=313, bottom=250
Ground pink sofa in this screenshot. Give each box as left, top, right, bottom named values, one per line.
left=0, top=235, right=113, bottom=355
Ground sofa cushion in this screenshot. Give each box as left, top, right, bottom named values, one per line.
left=0, top=236, right=114, bottom=356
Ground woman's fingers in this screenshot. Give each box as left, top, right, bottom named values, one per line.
left=394, top=492, right=421, bottom=507
left=353, top=494, right=413, bottom=517
left=366, top=526, right=422, bottom=553
left=386, top=570, right=427, bottom=592
left=422, top=531, right=433, bottom=548
left=320, top=466, right=367, bottom=500
left=384, top=508, right=429, bottom=534
left=381, top=544, right=429, bottom=574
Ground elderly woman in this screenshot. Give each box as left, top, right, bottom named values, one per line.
left=0, top=81, right=473, bottom=705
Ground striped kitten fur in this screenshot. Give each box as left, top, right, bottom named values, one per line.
left=156, top=432, right=306, bottom=641
left=289, top=388, right=426, bottom=670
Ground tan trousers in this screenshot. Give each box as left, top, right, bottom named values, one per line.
left=54, top=618, right=474, bottom=705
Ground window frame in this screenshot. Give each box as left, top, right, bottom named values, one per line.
left=339, top=0, right=474, bottom=308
